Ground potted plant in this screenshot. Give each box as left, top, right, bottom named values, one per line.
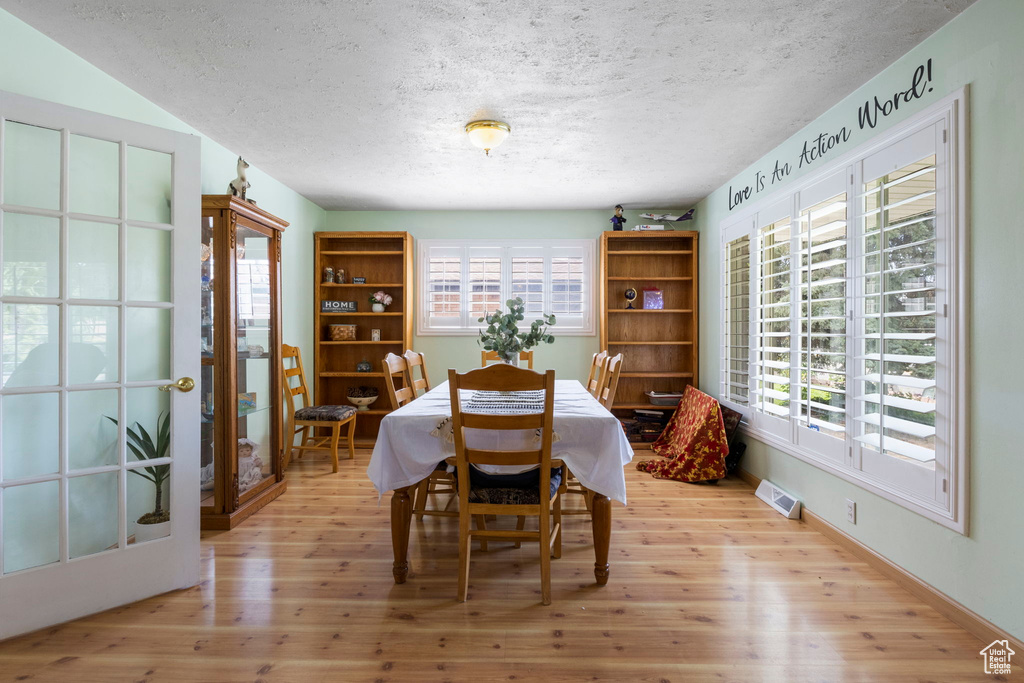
left=369, top=291, right=393, bottom=313
left=477, top=297, right=556, bottom=365
left=106, top=412, right=171, bottom=543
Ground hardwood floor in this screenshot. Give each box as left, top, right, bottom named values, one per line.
left=0, top=450, right=1006, bottom=682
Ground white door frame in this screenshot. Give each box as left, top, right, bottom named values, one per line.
left=0, top=89, right=200, bottom=640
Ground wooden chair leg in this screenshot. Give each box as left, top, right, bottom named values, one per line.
left=296, top=427, right=309, bottom=458
left=457, top=510, right=473, bottom=602
left=413, top=479, right=429, bottom=518
left=329, top=423, right=341, bottom=473
left=474, top=515, right=489, bottom=552
left=539, top=504, right=552, bottom=606
left=514, top=515, right=526, bottom=549
left=346, top=416, right=356, bottom=459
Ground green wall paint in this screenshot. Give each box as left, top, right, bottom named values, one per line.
left=695, top=0, right=1023, bottom=641
left=325, top=210, right=643, bottom=384
left=0, top=8, right=326, bottom=370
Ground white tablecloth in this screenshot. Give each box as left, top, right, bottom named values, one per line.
left=368, top=380, right=634, bottom=504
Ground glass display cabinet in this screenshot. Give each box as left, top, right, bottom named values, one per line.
left=200, top=195, right=288, bottom=529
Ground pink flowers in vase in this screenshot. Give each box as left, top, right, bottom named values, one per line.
left=369, top=291, right=393, bottom=312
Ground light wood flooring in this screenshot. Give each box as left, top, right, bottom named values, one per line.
left=0, top=450, right=1006, bottom=682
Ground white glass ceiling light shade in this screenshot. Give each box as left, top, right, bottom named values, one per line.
left=465, top=120, right=510, bottom=156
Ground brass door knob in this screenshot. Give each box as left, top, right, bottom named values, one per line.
left=159, top=377, right=195, bottom=393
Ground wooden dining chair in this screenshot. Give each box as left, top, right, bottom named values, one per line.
left=597, top=353, right=624, bottom=409
left=402, top=349, right=431, bottom=396
left=585, top=350, right=609, bottom=397
left=383, top=352, right=456, bottom=518
left=281, top=344, right=356, bottom=473
left=449, top=364, right=562, bottom=604
left=480, top=349, right=534, bottom=369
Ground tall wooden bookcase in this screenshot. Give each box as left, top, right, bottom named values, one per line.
left=599, top=231, right=699, bottom=449
left=313, top=232, right=413, bottom=447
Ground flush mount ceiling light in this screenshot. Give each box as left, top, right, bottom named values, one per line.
left=465, top=120, right=510, bottom=156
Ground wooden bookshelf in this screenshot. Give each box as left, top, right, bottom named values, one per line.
left=313, top=232, right=413, bottom=447
left=600, top=231, right=699, bottom=449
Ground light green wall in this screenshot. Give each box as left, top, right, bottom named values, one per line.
left=0, top=8, right=326, bottom=368
left=695, top=0, right=1023, bottom=641
left=325, top=210, right=688, bottom=384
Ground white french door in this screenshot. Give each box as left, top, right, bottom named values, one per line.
left=0, top=90, right=200, bottom=640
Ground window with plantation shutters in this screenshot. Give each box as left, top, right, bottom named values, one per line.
left=717, top=92, right=966, bottom=532
left=418, top=240, right=594, bottom=335
left=721, top=233, right=750, bottom=407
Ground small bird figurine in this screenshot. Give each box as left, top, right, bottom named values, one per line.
left=229, top=157, right=251, bottom=200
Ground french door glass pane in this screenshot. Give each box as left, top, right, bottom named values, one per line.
left=126, top=146, right=172, bottom=224
left=69, top=472, right=119, bottom=559
left=2, top=392, right=59, bottom=480
left=127, top=463, right=170, bottom=543
left=69, top=134, right=119, bottom=218
left=2, top=121, right=60, bottom=210
left=126, top=308, right=170, bottom=381
left=69, top=220, right=119, bottom=300
left=68, top=305, right=119, bottom=384
left=127, top=226, right=172, bottom=302
left=68, top=389, right=119, bottom=470
left=2, top=480, right=60, bottom=574
left=2, top=213, right=59, bottom=298
left=2, top=303, right=59, bottom=388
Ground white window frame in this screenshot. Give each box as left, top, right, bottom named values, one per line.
left=417, top=239, right=596, bottom=336
left=718, top=88, right=968, bottom=533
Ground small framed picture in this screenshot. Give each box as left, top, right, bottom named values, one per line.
left=353, top=277, right=366, bottom=284
left=371, top=328, right=381, bottom=341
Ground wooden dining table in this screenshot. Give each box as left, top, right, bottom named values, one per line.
left=367, top=379, right=635, bottom=586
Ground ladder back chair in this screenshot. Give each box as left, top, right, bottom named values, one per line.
left=448, top=365, right=562, bottom=604
left=383, top=352, right=456, bottom=518
left=585, top=350, right=609, bottom=397
left=480, top=349, right=534, bottom=369
left=597, top=353, right=624, bottom=410
left=402, top=349, right=432, bottom=396
left=281, top=344, right=356, bottom=473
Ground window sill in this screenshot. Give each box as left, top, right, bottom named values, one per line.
left=737, top=422, right=965, bottom=535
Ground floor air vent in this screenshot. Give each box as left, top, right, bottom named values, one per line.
left=754, top=480, right=802, bottom=519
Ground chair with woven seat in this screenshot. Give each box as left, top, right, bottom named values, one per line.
left=481, top=349, right=534, bottom=369
left=383, top=352, right=456, bottom=519
left=282, top=344, right=356, bottom=473
left=448, top=364, right=562, bottom=604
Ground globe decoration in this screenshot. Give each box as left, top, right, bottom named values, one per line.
left=624, top=288, right=637, bottom=310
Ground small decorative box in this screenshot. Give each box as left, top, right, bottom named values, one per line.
left=642, top=287, right=664, bottom=310
left=328, top=324, right=356, bottom=341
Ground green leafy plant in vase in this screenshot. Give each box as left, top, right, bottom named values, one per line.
left=477, top=297, right=556, bottom=365
left=106, top=412, right=170, bottom=541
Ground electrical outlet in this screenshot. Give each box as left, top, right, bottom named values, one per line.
left=846, top=499, right=856, bottom=524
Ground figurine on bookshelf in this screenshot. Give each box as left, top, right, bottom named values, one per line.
left=610, top=204, right=626, bottom=231
left=624, top=287, right=637, bottom=309
left=322, top=266, right=334, bottom=283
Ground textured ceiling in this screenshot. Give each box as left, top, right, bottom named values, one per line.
left=4, top=0, right=975, bottom=210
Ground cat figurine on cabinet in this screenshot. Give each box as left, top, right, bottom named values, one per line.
left=229, top=157, right=251, bottom=200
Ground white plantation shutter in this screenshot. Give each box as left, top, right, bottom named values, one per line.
left=717, top=94, right=965, bottom=531
left=425, top=246, right=463, bottom=329
left=751, top=201, right=794, bottom=439
left=794, top=173, right=849, bottom=461
left=854, top=125, right=945, bottom=503
left=721, top=225, right=751, bottom=408
left=418, top=240, right=594, bottom=335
